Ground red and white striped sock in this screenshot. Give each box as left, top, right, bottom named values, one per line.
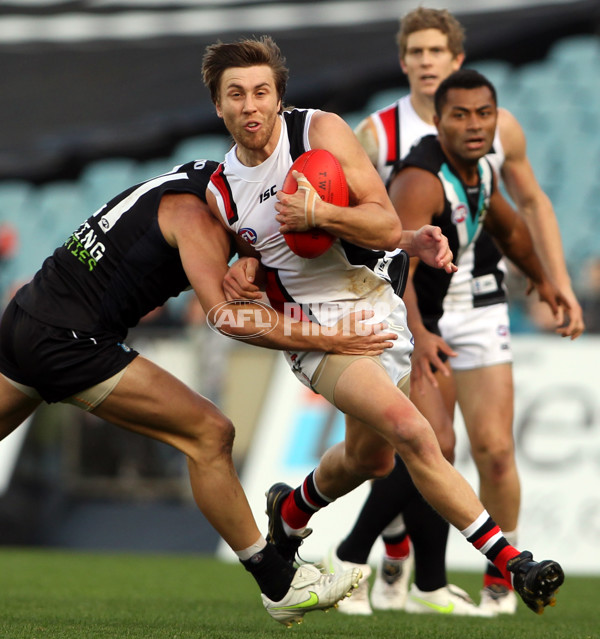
left=280, top=470, right=334, bottom=533
left=461, top=511, right=520, bottom=585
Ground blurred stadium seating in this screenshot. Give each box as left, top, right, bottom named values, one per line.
left=1, top=34, right=599, bottom=300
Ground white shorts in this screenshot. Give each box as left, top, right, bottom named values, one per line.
left=438, top=303, right=512, bottom=370
left=284, top=302, right=414, bottom=400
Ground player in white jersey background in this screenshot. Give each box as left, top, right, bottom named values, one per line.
left=330, top=7, right=584, bottom=617
left=203, top=34, right=566, bottom=619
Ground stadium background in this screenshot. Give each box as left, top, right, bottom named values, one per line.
left=0, top=0, right=599, bottom=575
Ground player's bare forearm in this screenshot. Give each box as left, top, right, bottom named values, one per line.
left=208, top=305, right=398, bottom=355
left=491, top=212, right=547, bottom=286
left=518, top=197, right=585, bottom=338
left=487, top=190, right=547, bottom=284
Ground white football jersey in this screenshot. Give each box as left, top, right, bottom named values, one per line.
left=208, top=108, right=400, bottom=327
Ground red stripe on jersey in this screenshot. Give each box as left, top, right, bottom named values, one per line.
left=472, top=525, right=501, bottom=550
left=209, top=164, right=238, bottom=225
left=378, top=105, right=400, bottom=166
left=265, top=270, right=311, bottom=321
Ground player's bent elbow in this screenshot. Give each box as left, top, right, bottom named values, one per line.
left=363, top=230, right=402, bottom=252
left=386, top=227, right=404, bottom=252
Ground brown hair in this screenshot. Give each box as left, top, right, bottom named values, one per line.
left=396, top=7, right=465, bottom=59
left=202, top=36, right=289, bottom=113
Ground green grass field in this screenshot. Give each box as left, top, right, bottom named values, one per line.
left=0, top=548, right=597, bottom=639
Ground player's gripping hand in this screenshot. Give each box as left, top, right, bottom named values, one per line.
left=275, top=171, right=320, bottom=233
left=223, top=257, right=263, bottom=301
left=327, top=310, right=397, bottom=356
left=411, top=225, right=457, bottom=274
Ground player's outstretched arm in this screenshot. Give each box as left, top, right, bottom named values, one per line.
left=485, top=187, right=571, bottom=330
left=498, top=108, right=584, bottom=339
left=387, top=165, right=457, bottom=393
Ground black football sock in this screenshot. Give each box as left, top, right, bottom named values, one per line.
left=404, top=491, right=450, bottom=592
left=241, top=542, right=296, bottom=601
left=338, top=455, right=417, bottom=564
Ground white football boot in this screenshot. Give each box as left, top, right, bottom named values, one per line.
left=405, top=583, right=495, bottom=617
left=479, top=584, right=518, bottom=615
left=324, top=547, right=372, bottom=615
left=370, top=553, right=413, bottom=611
left=262, top=563, right=362, bottom=627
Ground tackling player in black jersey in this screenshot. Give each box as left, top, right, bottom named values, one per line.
left=0, top=158, right=396, bottom=625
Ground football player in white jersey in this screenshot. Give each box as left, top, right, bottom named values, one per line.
left=203, top=35, right=565, bottom=619
left=332, top=7, right=583, bottom=617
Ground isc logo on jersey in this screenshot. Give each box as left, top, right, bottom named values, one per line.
left=239, top=228, right=258, bottom=245
left=452, top=204, right=468, bottom=225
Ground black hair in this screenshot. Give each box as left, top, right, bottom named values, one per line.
left=434, top=69, right=497, bottom=116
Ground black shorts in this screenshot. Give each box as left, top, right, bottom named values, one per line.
left=0, top=298, right=138, bottom=404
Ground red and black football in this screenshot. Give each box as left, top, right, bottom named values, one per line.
left=281, top=149, right=349, bottom=259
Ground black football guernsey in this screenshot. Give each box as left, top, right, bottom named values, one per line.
left=15, top=159, right=219, bottom=336
left=396, top=135, right=506, bottom=324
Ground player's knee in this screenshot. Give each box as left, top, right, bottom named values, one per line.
left=489, top=447, right=516, bottom=481
left=393, top=416, right=445, bottom=469
left=204, top=411, right=236, bottom=455
left=472, top=439, right=515, bottom=479
left=347, top=449, right=396, bottom=480
left=385, top=404, right=432, bottom=450
left=187, top=410, right=236, bottom=464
